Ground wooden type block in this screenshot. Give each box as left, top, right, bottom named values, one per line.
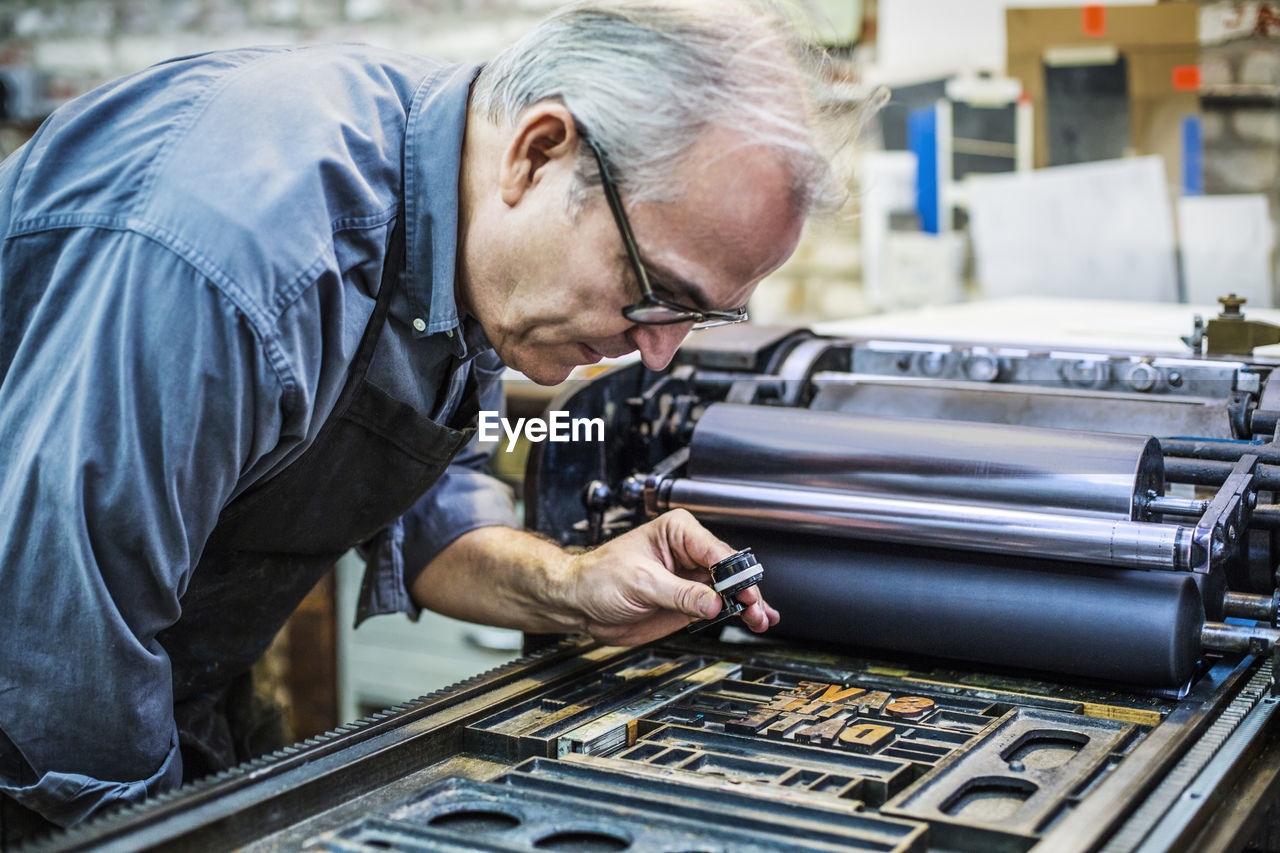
left=838, top=722, right=896, bottom=753
left=795, top=714, right=853, bottom=747
left=885, top=697, right=936, bottom=719
left=762, top=712, right=821, bottom=740
left=773, top=696, right=813, bottom=713
left=725, top=708, right=781, bottom=736
left=795, top=681, right=832, bottom=698
left=817, top=685, right=868, bottom=704
left=850, top=691, right=892, bottom=713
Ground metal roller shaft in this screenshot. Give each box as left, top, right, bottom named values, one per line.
left=1222, top=591, right=1280, bottom=624
left=1163, top=457, right=1280, bottom=491
left=1201, top=621, right=1280, bottom=654
left=662, top=478, right=1195, bottom=571
left=1145, top=495, right=1211, bottom=517
left=689, top=403, right=1164, bottom=520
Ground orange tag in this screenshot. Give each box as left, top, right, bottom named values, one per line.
left=1172, top=65, right=1201, bottom=91
left=1082, top=5, right=1106, bottom=37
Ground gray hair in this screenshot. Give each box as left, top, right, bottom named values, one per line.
left=471, top=0, right=879, bottom=217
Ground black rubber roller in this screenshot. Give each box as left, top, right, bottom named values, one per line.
left=714, top=529, right=1204, bottom=686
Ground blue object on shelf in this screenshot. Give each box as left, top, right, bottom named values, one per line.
left=1182, top=115, right=1203, bottom=197
left=908, top=105, right=939, bottom=233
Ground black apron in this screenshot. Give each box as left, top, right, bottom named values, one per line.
left=158, top=211, right=480, bottom=779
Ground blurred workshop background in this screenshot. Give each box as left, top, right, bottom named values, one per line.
left=2, top=0, right=1277, bottom=738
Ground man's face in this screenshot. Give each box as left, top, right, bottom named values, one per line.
left=465, top=123, right=808, bottom=385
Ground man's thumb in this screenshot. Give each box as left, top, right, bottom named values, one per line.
left=648, top=570, right=720, bottom=618
left=644, top=568, right=722, bottom=619
left=689, top=584, right=722, bottom=619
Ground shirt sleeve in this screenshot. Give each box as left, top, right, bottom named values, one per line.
left=0, top=226, right=282, bottom=825
left=355, top=347, right=518, bottom=625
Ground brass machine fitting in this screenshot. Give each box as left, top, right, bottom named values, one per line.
left=1201, top=294, right=1280, bottom=356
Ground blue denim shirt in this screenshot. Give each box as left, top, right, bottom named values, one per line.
left=0, top=45, right=516, bottom=825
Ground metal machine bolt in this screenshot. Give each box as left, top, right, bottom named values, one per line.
left=1220, top=293, right=1247, bottom=317
left=1064, top=359, right=1108, bottom=387
left=1128, top=362, right=1159, bottom=392
left=965, top=354, right=999, bottom=382
left=916, top=351, right=947, bottom=377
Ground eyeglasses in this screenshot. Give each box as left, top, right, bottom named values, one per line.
left=581, top=134, right=748, bottom=329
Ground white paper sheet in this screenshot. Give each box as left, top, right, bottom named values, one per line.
left=1177, top=194, right=1275, bottom=308
left=966, top=156, right=1180, bottom=302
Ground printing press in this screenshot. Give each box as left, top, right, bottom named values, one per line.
left=33, top=320, right=1280, bottom=853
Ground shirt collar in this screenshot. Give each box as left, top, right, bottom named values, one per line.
left=460, top=314, right=493, bottom=359
left=402, top=62, right=482, bottom=344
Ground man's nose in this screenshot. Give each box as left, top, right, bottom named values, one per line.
left=628, top=322, right=695, bottom=371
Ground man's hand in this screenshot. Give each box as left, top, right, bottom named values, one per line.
left=562, top=509, right=780, bottom=645
left=412, top=510, right=779, bottom=645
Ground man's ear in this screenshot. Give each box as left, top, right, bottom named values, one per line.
left=499, top=102, right=579, bottom=207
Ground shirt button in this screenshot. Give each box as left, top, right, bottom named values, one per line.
left=412, top=318, right=427, bottom=332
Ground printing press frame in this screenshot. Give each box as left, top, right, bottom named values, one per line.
left=25, top=325, right=1280, bottom=853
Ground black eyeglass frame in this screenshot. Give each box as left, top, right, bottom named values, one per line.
left=581, top=133, right=748, bottom=329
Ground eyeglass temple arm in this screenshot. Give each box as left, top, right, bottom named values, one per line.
left=580, top=135, right=653, bottom=295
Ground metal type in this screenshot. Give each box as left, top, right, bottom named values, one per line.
left=716, top=527, right=1205, bottom=685
left=689, top=403, right=1164, bottom=519
left=661, top=478, right=1194, bottom=572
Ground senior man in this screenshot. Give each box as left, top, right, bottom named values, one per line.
left=0, top=0, right=855, bottom=841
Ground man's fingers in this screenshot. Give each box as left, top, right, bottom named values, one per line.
left=733, top=587, right=779, bottom=631
left=645, top=510, right=779, bottom=630
left=659, top=509, right=734, bottom=571
left=740, top=600, right=768, bottom=632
